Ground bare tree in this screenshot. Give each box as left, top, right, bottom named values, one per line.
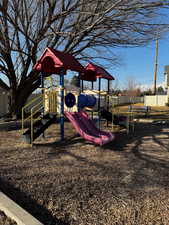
left=0, top=0, right=169, bottom=117
left=124, top=76, right=141, bottom=97
left=111, top=78, right=120, bottom=94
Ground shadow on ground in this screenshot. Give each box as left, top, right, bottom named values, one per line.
left=0, top=121, right=169, bottom=225
left=0, top=178, right=69, bottom=225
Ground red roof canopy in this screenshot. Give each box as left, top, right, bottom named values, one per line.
left=80, top=62, right=115, bottom=81
left=33, top=47, right=84, bottom=75
left=80, top=70, right=96, bottom=82
left=87, top=63, right=115, bottom=80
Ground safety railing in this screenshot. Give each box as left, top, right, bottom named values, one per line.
left=111, top=107, right=135, bottom=134
left=30, top=102, right=44, bottom=144
left=44, top=90, right=57, bottom=114
left=21, top=94, right=44, bottom=134
left=21, top=89, right=58, bottom=144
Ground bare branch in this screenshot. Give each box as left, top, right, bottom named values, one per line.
left=0, top=0, right=169, bottom=117
left=0, top=78, right=10, bottom=90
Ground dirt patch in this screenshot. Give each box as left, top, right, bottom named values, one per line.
left=0, top=121, right=169, bottom=225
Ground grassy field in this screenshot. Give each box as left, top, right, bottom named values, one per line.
left=0, top=107, right=169, bottom=225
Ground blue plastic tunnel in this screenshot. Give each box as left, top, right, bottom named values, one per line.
left=78, top=94, right=96, bottom=109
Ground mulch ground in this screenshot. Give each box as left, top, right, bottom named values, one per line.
left=0, top=121, right=169, bottom=225
left=0, top=211, right=17, bottom=225
left=0, top=210, right=17, bottom=225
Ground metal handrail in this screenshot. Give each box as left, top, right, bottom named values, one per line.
left=21, top=89, right=58, bottom=144
left=22, top=94, right=43, bottom=111
left=22, top=94, right=43, bottom=133
left=30, top=105, right=44, bottom=144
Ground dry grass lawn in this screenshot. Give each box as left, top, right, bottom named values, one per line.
left=0, top=117, right=169, bottom=225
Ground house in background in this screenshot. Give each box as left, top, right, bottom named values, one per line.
left=0, top=87, right=10, bottom=117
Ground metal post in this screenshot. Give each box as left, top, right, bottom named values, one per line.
left=153, top=39, right=158, bottom=95
left=60, top=68, right=65, bottom=141
left=98, top=78, right=101, bottom=110
left=81, top=80, right=84, bottom=92
left=98, top=78, right=101, bottom=129
left=41, top=72, right=45, bottom=138
left=91, top=81, right=94, bottom=89
left=91, top=81, right=94, bottom=119
left=78, top=73, right=81, bottom=94
left=107, top=80, right=110, bottom=127
left=107, top=80, right=110, bottom=111
left=41, top=72, right=44, bottom=89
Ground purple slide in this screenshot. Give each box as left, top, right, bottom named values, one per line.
left=65, top=111, right=115, bottom=146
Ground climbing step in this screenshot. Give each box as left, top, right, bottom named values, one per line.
left=22, top=113, right=56, bottom=144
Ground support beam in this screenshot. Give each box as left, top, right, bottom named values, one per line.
left=60, top=69, right=65, bottom=141
left=98, top=78, right=101, bottom=129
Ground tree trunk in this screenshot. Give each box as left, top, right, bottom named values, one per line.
left=9, top=74, right=40, bottom=119
left=9, top=89, right=28, bottom=119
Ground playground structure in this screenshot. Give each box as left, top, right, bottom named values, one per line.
left=65, top=111, right=114, bottom=146
left=80, top=62, right=114, bottom=123
left=21, top=47, right=116, bottom=146
left=79, top=65, right=134, bottom=132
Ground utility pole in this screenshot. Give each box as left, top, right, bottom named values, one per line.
left=153, top=39, right=158, bottom=95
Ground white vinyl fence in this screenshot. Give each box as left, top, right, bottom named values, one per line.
left=144, top=95, right=168, bottom=106
left=111, top=96, right=143, bottom=106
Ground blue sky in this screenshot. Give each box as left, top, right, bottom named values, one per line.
left=2, top=37, right=169, bottom=92
left=2, top=31, right=169, bottom=92
left=1, top=6, right=169, bottom=93
left=108, top=36, right=169, bottom=90
left=67, top=35, right=169, bottom=91
left=76, top=8, right=169, bottom=91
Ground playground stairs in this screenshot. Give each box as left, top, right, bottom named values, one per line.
left=21, top=88, right=58, bottom=144
left=22, top=113, right=56, bottom=144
